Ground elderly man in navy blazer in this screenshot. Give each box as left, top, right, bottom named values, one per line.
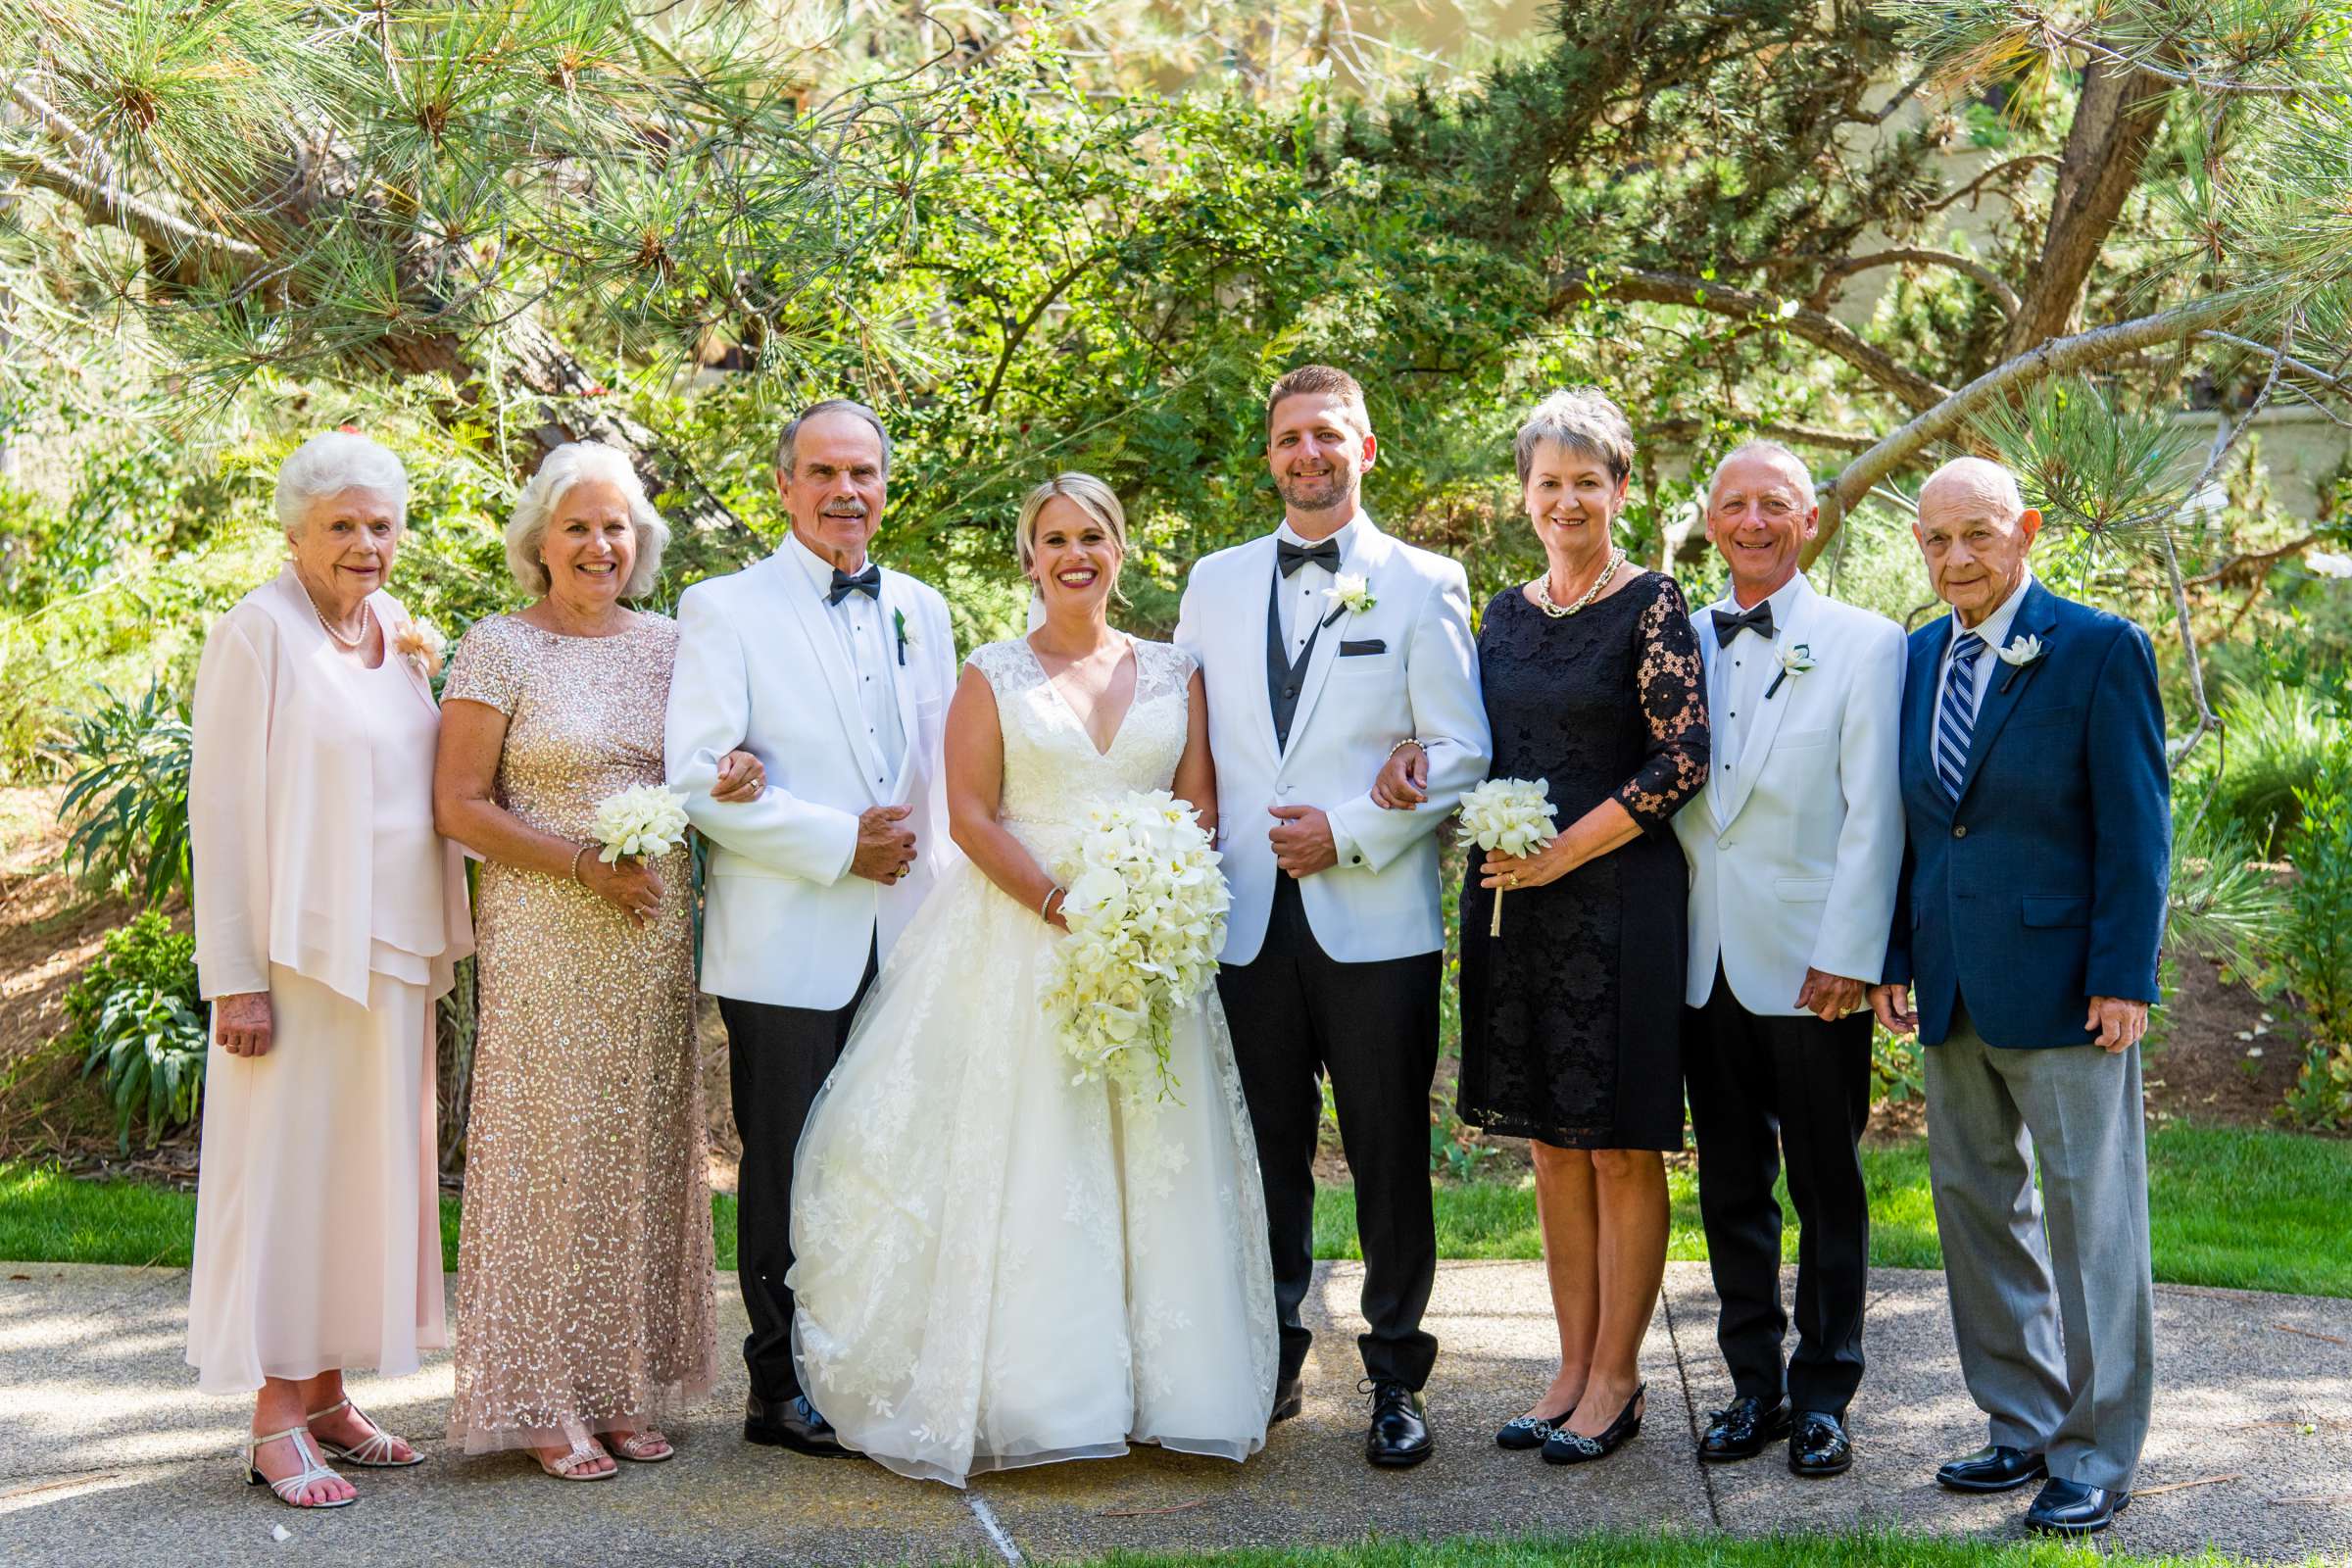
left=1868, top=457, right=2168, bottom=1539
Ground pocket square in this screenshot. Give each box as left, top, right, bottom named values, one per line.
left=1339, top=639, right=1387, bottom=656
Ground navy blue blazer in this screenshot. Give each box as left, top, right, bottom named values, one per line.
left=1883, top=580, right=2169, bottom=1048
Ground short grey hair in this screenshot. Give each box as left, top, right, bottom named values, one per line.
left=504, top=442, right=670, bottom=599
left=775, top=399, right=892, bottom=480
left=274, top=431, right=409, bottom=539
left=1706, top=440, right=1818, bottom=512
left=1514, top=387, right=1635, bottom=485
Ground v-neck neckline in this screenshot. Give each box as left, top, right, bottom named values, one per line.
left=1027, top=635, right=1139, bottom=760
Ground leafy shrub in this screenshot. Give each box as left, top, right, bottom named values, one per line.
left=61, top=911, right=206, bottom=1151
left=2188, top=685, right=2336, bottom=856
left=2278, top=747, right=2352, bottom=1129
left=47, top=683, right=193, bottom=907
left=2166, top=811, right=2289, bottom=982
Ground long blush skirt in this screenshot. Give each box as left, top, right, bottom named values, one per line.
left=186, top=963, right=445, bottom=1395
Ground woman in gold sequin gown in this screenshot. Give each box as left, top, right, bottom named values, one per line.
left=434, top=444, right=763, bottom=1478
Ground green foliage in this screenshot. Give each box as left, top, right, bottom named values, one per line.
left=2185, top=683, right=2342, bottom=855
left=2165, top=810, right=2289, bottom=982
left=2278, top=744, right=2352, bottom=1128
left=60, top=911, right=206, bottom=1151
left=46, top=683, right=193, bottom=906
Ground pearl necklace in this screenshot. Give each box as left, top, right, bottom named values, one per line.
left=1534, top=549, right=1625, bottom=618
left=305, top=585, right=369, bottom=649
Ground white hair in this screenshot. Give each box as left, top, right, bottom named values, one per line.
left=1706, top=440, right=1818, bottom=512
left=504, top=442, right=671, bottom=599
left=1922, top=455, right=2027, bottom=518
left=274, top=431, right=409, bottom=539
left=775, top=399, right=892, bottom=480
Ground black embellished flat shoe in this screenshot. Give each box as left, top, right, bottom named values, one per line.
left=1495, top=1410, right=1568, bottom=1451
left=1697, top=1396, right=1790, bottom=1462
left=1542, top=1384, right=1643, bottom=1465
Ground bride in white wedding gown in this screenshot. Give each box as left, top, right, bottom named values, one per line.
left=788, top=474, right=1277, bottom=1487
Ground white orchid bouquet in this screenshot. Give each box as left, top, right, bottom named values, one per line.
left=1041, top=789, right=1231, bottom=1106
left=1456, top=777, right=1559, bottom=937
left=590, top=783, right=692, bottom=864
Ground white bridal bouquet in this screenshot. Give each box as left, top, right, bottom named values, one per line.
left=1041, top=789, right=1231, bottom=1105
left=590, top=783, right=692, bottom=864
left=1456, top=777, right=1558, bottom=937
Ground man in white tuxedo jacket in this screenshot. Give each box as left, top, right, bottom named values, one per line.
left=1672, top=442, right=1904, bottom=1480
left=1175, top=366, right=1489, bottom=1469
left=663, top=400, right=956, bottom=1455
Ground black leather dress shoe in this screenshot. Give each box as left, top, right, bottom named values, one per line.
left=2025, top=1478, right=2131, bottom=1536
left=744, top=1393, right=850, bottom=1457
left=1270, top=1376, right=1303, bottom=1425
left=1697, top=1396, right=1791, bottom=1462
left=1936, top=1444, right=2047, bottom=1493
left=1363, top=1381, right=1434, bottom=1468
left=1788, top=1410, right=1852, bottom=1478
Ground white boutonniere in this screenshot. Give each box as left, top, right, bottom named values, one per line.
left=1764, top=642, right=1814, bottom=699
left=1321, top=572, right=1376, bottom=627
left=391, top=617, right=445, bottom=679
left=1995, top=633, right=2044, bottom=694
left=893, top=606, right=914, bottom=666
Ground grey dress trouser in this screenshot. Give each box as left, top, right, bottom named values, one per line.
left=1923, top=1005, right=2155, bottom=1493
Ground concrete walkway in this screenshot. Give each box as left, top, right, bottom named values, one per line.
left=1, top=1261, right=2346, bottom=1565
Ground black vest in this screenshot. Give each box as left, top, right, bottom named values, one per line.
left=1265, top=566, right=1326, bottom=751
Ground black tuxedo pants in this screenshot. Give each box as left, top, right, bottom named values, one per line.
left=1682, top=966, right=1873, bottom=1415
left=1216, top=876, right=1442, bottom=1391
left=717, top=941, right=877, bottom=1407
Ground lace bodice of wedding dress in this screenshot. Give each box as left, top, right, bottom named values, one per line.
left=964, top=635, right=1197, bottom=865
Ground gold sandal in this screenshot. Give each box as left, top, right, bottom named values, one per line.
left=610, top=1429, right=674, bottom=1463
left=536, top=1428, right=616, bottom=1482
left=245, top=1426, right=355, bottom=1508
left=306, top=1396, right=424, bottom=1469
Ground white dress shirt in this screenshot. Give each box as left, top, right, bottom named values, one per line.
left=1935, top=566, right=2034, bottom=725
left=1701, top=573, right=1812, bottom=796
left=787, top=533, right=906, bottom=778
left=1273, top=513, right=1366, bottom=661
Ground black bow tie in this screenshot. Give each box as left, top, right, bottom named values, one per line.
left=1277, top=538, right=1342, bottom=578
left=826, top=564, right=881, bottom=606
left=1711, top=602, right=1776, bottom=646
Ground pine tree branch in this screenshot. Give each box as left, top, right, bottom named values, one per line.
left=1648, top=416, right=1878, bottom=453
left=0, top=143, right=264, bottom=268
left=2040, top=25, right=2352, bottom=98
left=1927, top=153, right=2060, bottom=213
left=1804, top=291, right=2263, bottom=561
left=1561, top=268, right=1951, bottom=414
left=1811, top=248, right=2021, bottom=316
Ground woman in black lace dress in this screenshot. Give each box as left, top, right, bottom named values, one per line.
left=1383, top=389, right=1705, bottom=1466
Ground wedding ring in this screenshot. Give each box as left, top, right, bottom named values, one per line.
left=1505, top=873, right=1519, bottom=889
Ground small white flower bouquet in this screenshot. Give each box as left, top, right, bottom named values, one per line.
left=1456, top=777, right=1558, bottom=937
left=392, top=617, right=446, bottom=679
left=1041, top=789, right=1231, bottom=1106
left=590, top=783, right=691, bottom=864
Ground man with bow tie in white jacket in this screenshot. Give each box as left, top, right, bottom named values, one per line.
left=664, top=400, right=956, bottom=1459
left=1673, top=441, right=1905, bottom=1483
left=1176, top=366, right=1490, bottom=1469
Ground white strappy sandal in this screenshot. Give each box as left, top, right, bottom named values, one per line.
left=610, top=1429, right=674, bottom=1463
left=536, top=1428, right=616, bottom=1482
left=306, top=1396, right=425, bottom=1469
left=245, top=1426, right=355, bottom=1509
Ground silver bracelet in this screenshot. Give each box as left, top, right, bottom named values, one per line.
left=1040, top=884, right=1065, bottom=921
left=1387, top=737, right=1425, bottom=760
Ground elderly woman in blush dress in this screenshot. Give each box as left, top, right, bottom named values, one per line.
left=434, top=443, right=764, bottom=1480
left=187, top=430, right=475, bottom=1509
left=1379, top=389, right=1708, bottom=1466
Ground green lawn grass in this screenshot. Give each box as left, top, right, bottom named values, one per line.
left=6, top=1122, right=2347, bottom=1298
left=1063, top=1530, right=2289, bottom=1568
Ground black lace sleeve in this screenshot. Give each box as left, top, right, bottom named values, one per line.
left=1609, top=576, right=1709, bottom=829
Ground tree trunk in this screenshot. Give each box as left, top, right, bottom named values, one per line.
left=2000, top=58, right=2171, bottom=360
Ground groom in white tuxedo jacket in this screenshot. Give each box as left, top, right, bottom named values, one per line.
left=1672, top=442, right=1904, bottom=1479
left=663, top=401, right=956, bottom=1455
left=1176, top=366, right=1489, bottom=1468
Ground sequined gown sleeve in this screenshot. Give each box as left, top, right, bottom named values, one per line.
left=1456, top=573, right=1709, bottom=1151
left=443, top=612, right=716, bottom=1453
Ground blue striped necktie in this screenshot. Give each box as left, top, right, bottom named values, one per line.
left=1936, top=630, right=1986, bottom=800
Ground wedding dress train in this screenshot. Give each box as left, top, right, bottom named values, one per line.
left=788, top=635, right=1278, bottom=1487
